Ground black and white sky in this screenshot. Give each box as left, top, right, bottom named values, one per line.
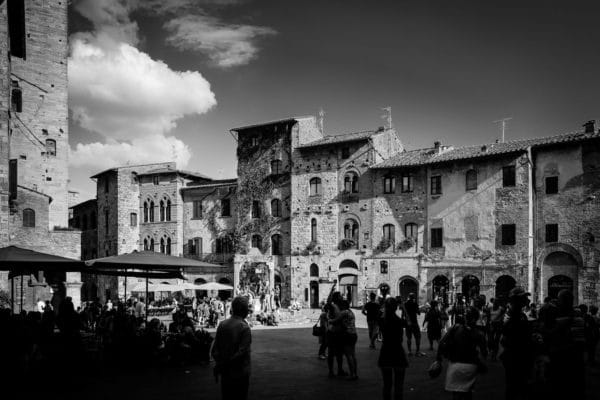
left=67, top=0, right=600, bottom=200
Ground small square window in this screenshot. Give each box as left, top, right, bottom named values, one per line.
left=502, top=166, right=516, bottom=187
left=380, top=261, right=388, bottom=274
left=431, top=176, right=442, bottom=195
left=430, top=228, right=443, bottom=248
left=545, top=176, right=559, bottom=194
left=401, top=174, right=413, bottom=192
left=545, top=224, right=558, bottom=243
left=501, top=224, right=516, bottom=245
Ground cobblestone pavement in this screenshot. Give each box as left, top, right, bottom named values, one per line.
left=41, top=326, right=599, bottom=400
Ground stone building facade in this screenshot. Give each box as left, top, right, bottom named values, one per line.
left=74, top=163, right=234, bottom=303
left=0, top=0, right=81, bottom=311
left=77, top=116, right=600, bottom=308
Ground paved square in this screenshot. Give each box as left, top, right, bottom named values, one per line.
left=39, top=327, right=599, bottom=400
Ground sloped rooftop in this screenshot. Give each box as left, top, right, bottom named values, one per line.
left=373, top=129, right=600, bottom=169
left=296, top=129, right=383, bottom=149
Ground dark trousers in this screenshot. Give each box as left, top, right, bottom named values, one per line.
left=503, top=360, right=529, bottom=400
left=327, top=331, right=344, bottom=373
left=221, top=374, right=249, bottom=400
left=381, top=367, right=405, bottom=400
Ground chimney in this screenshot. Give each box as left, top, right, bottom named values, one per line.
left=434, top=141, right=441, bottom=151
left=583, top=120, right=595, bottom=133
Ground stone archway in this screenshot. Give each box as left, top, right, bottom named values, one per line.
left=461, top=275, right=480, bottom=303
left=431, top=275, right=450, bottom=306
left=542, top=251, right=579, bottom=301
left=399, top=276, right=418, bottom=301
left=339, top=260, right=359, bottom=307
left=538, top=244, right=582, bottom=301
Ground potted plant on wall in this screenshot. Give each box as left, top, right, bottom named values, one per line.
left=338, top=238, right=356, bottom=250
left=397, top=237, right=416, bottom=252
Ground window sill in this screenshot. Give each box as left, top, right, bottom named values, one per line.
left=431, top=194, right=442, bottom=198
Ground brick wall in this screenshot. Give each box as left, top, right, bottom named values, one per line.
left=9, top=0, right=69, bottom=229
left=0, top=3, right=9, bottom=248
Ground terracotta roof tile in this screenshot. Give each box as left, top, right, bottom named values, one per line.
left=373, top=130, right=600, bottom=169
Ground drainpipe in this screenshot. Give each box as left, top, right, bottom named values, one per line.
left=527, top=147, right=535, bottom=300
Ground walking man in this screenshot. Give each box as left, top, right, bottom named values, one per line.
left=211, top=296, right=252, bottom=400
left=362, top=292, right=381, bottom=349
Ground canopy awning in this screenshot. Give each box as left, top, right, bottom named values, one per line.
left=196, top=282, right=234, bottom=291
left=339, top=275, right=358, bottom=285
left=0, top=245, right=85, bottom=277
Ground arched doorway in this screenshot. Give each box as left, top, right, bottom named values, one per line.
left=218, top=278, right=231, bottom=300
left=338, top=260, right=359, bottom=307
left=399, top=276, right=418, bottom=301
left=194, top=278, right=207, bottom=299
left=432, top=275, right=450, bottom=306
left=495, top=275, right=516, bottom=301
left=461, top=275, right=480, bottom=303
left=543, top=251, right=579, bottom=301
left=310, top=281, right=319, bottom=308
left=548, top=275, right=574, bottom=299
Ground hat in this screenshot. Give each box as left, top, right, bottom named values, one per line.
left=508, top=287, right=530, bottom=299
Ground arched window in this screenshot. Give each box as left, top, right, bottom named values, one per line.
left=310, top=263, right=319, bottom=277
left=23, top=208, right=35, bottom=227
left=149, top=201, right=155, bottom=222
left=383, top=224, right=395, bottom=243
left=144, top=237, right=155, bottom=251
left=405, top=223, right=418, bottom=239
left=311, top=218, right=317, bottom=242
left=251, top=234, right=262, bottom=249
left=166, top=199, right=171, bottom=221
left=271, top=234, right=282, bottom=255
left=45, top=139, right=56, bottom=156
left=143, top=238, right=149, bottom=250
left=309, top=177, right=322, bottom=196
left=143, top=202, right=149, bottom=223
left=271, top=198, right=282, bottom=217
left=344, top=172, right=359, bottom=193
left=466, top=169, right=478, bottom=191
left=252, top=200, right=261, bottom=218
left=160, top=200, right=165, bottom=221
left=160, top=237, right=166, bottom=253
left=271, top=159, right=282, bottom=175
left=344, top=219, right=359, bottom=247
left=166, top=237, right=171, bottom=255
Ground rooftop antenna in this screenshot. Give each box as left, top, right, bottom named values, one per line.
left=381, top=106, right=393, bottom=130
left=318, top=108, right=325, bottom=134
left=493, top=117, right=512, bottom=143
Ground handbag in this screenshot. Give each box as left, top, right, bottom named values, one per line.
left=312, top=319, right=322, bottom=336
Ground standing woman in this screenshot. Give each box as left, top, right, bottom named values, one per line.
left=378, top=297, right=409, bottom=400
left=423, top=300, right=443, bottom=351
left=437, top=307, right=487, bottom=400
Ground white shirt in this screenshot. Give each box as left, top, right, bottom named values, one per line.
left=37, top=301, right=45, bottom=313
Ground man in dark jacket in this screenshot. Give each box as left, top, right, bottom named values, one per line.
left=211, top=296, right=252, bottom=400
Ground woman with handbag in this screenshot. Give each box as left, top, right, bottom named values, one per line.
left=436, top=306, right=487, bottom=400
left=378, top=297, right=408, bottom=400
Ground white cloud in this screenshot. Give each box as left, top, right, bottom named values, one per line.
left=72, top=0, right=139, bottom=45
left=70, top=135, right=192, bottom=170
left=69, top=33, right=216, bottom=140
left=164, top=14, right=276, bottom=67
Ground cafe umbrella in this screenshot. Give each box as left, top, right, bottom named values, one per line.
left=0, top=245, right=85, bottom=312
left=85, top=250, right=222, bottom=322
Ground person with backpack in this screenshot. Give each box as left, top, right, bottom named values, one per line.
left=436, top=306, right=487, bottom=400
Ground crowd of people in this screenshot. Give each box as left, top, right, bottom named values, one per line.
left=311, top=286, right=599, bottom=400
